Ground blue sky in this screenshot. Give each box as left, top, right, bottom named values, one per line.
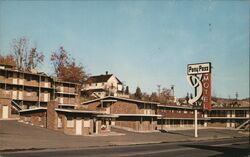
left=0, top=1, right=249, bottom=99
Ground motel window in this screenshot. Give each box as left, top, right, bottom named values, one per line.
left=57, top=117, right=62, bottom=128
left=67, top=117, right=75, bottom=128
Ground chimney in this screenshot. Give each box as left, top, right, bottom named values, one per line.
left=106, top=71, right=108, bottom=75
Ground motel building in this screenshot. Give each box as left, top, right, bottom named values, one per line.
left=18, top=96, right=161, bottom=135
left=0, top=64, right=249, bottom=136
left=157, top=104, right=249, bottom=130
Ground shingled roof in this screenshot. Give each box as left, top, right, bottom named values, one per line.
left=86, top=74, right=122, bottom=84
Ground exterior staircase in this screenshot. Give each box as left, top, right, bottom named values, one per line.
left=11, top=100, right=22, bottom=111
left=236, top=120, right=249, bottom=131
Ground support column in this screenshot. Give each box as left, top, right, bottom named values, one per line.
left=226, top=110, right=230, bottom=128
left=246, top=110, right=249, bottom=118
left=95, top=121, right=99, bottom=134
left=231, top=110, right=235, bottom=128
left=204, top=111, right=207, bottom=127
left=194, top=109, right=198, bottom=138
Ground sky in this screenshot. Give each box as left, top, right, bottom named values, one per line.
left=0, top=0, right=249, bottom=99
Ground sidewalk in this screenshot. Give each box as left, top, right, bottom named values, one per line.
left=0, top=120, right=248, bottom=152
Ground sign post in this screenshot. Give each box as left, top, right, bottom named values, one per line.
left=187, top=62, right=212, bottom=138
left=194, top=109, right=198, bottom=137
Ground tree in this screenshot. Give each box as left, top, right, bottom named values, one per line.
left=134, top=86, right=142, bottom=100
left=158, top=87, right=174, bottom=104
left=0, top=54, right=16, bottom=67
left=11, top=37, right=44, bottom=71
left=142, top=92, right=150, bottom=101
left=51, top=47, right=69, bottom=77
left=125, top=86, right=129, bottom=94
left=24, top=48, right=44, bottom=71
left=11, top=37, right=27, bottom=70
left=150, top=92, right=158, bottom=102
left=51, top=47, right=87, bottom=84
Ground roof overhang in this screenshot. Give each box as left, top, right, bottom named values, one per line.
left=158, top=104, right=193, bottom=110
left=101, top=99, right=117, bottom=103
left=19, top=107, right=47, bottom=113
left=158, top=117, right=208, bottom=120
left=55, top=108, right=104, bottom=114
left=58, top=104, right=77, bottom=107
left=82, top=96, right=159, bottom=105
left=114, top=114, right=162, bottom=117
left=96, top=114, right=119, bottom=118
left=207, top=117, right=249, bottom=120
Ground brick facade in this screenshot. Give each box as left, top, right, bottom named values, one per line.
left=47, top=101, right=58, bottom=130
left=20, top=110, right=47, bottom=127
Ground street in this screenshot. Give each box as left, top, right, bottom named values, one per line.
left=1, top=137, right=249, bottom=157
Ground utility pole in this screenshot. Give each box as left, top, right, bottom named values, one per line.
left=171, top=85, right=175, bottom=96
left=235, top=92, right=238, bottom=101
left=157, top=85, right=161, bottom=97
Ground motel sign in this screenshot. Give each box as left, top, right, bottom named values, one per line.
left=187, top=62, right=212, bottom=111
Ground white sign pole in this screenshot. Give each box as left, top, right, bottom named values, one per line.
left=187, top=62, right=211, bottom=138
left=194, top=109, right=198, bottom=138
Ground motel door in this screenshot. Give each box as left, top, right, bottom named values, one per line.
left=2, top=106, right=9, bottom=119
left=76, top=120, right=82, bottom=135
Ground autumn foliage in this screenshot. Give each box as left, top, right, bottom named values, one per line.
left=0, top=54, right=16, bottom=67
left=2, top=37, right=86, bottom=84
left=51, top=47, right=86, bottom=83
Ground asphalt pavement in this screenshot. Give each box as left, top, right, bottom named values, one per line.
left=1, top=137, right=249, bottom=157
left=0, top=120, right=249, bottom=156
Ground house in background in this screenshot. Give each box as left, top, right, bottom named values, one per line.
left=82, top=72, right=129, bottom=98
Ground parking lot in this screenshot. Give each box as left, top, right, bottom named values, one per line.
left=0, top=120, right=248, bottom=151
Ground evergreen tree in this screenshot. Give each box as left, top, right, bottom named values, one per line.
left=134, top=86, right=142, bottom=100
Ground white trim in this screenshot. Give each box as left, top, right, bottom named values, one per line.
left=158, top=117, right=208, bottom=120
left=208, top=117, right=249, bottom=119
left=114, top=114, right=162, bottom=117
left=96, top=114, right=119, bottom=118
left=56, top=92, right=78, bottom=95
left=55, top=108, right=104, bottom=114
